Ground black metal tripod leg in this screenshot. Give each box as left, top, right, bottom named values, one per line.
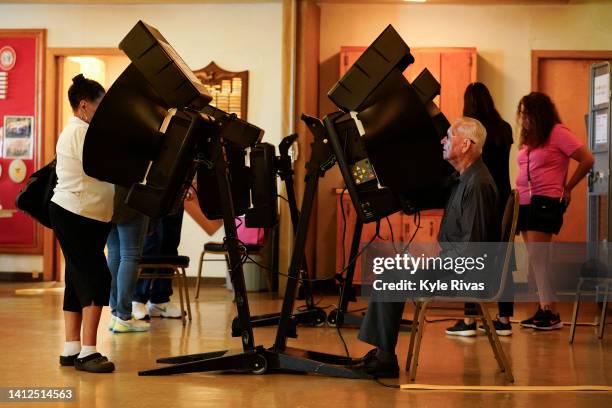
left=139, top=351, right=265, bottom=376
left=303, top=350, right=361, bottom=366
left=276, top=352, right=370, bottom=379
left=293, top=307, right=327, bottom=326
left=157, top=350, right=229, bottom=364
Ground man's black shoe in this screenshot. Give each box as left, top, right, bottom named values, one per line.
left=59, top=353, right=79, bottom=366
left=357, top=348, right=377, bottom=364
left=445, top=320, right=477, bottom=337
left=478, top=319, right=513, bottom=336
left=353, top=350, right=399, bottom=379
left=74, top=353, right=115, bottom=373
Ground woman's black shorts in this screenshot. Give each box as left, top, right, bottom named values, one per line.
left=517, top=203, right=564, bottom=235
left=50, top=202, right=111, bottom=312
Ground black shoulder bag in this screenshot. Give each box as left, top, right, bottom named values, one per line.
left=15, top=159, right=58, bottom=229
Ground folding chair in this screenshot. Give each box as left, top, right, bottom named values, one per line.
left=405, top=190, right=519, bottom=383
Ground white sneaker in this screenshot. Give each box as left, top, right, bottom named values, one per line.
left=112, top=317, right=150, bottom=333
left=147, top=301, right=182, bottom=318
left=108, top=315, right=117, bottom=331
left=132, top=301, right=149, bottom=320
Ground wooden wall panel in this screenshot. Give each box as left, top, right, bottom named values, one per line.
left=440, top=50, right=475, bottom=122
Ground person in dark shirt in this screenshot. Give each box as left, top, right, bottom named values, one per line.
left=356, top=117, right=499, bottom=378
left=445, top=82, right=514, bottom=337
left=464, top=82, right=513, bottom=205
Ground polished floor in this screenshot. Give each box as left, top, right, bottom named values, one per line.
left=0, top=282, right=610, bottom=407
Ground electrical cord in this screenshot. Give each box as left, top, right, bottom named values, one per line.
left=234, top=216, right=243, bottom=229
left=296, top=301, right=333, bottom=312
left=277, top=194, right=290, bottom=203
left=335, top=278, right=351, bottom=358
left=239, top=223, right=382, bottom=282
left=245, top=254, right=337, bottom=283
left=374, top=378, right=400, bottom=389
left=340, top=188, right=348, bottom=270
left=425, top=317, right=459, bottom=323
left=385, top=216, right=401, bottom=255
left=336, top=219, right=384, bottom=277
left=399, top=211, right=421, bottom=256
left=336, top=320, right=350, bottom=358
left=342, top=306, right=367, bottom=314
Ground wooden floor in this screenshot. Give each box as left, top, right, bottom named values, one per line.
left=0, top=282, right=611, bottom=407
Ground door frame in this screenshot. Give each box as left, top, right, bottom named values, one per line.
left=531, top=50, right=612, bottom=91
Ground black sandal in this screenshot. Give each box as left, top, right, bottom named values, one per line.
left=74, top=353, right=115, bottom=373
left=59, top=353, right=79, bottom=366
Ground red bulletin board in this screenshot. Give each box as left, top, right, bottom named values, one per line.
left=0, top=30, right=45, bottom=254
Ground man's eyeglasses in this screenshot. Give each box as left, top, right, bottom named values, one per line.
left=444, top=130, right=475, bottom=145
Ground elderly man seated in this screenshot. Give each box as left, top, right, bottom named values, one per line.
left=355, top=116, right=499, bottom=378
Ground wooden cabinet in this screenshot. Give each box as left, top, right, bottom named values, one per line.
left=339, top=46, right=477, bottom=122
left=335, top=191, right=443, bottom=284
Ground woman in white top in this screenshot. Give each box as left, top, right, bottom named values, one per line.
left=50, top=74, right=115, bottom=373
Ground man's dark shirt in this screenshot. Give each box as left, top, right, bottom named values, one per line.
left=438, top=157, right=499, bottom=254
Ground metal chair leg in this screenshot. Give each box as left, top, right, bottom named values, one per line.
left=481, top=304, right=514, bottom=382
left=175, top=267, right=186, bottom=326
left=598, top=281, right=609, bottom=340
left=569, top=279, right=583, bottom=344
left=195, top=250, right=206, bottom=299
left=480, top=305, right=504, bottom=370
left=224, top=254, right=232, bottom=291
left=405, top=302, right=422, bottom=372
left=479, top=304, right=504, bottom=371
left=182, top=267, right=192, bottom=321
left=409, top=301, right=429, bottom=382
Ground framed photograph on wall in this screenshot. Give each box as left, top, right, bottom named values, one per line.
left=0, top=29, right=46, bottom=254
left=3, top=116, right=34, bottom=159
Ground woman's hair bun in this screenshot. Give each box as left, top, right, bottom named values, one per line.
left=72, top=74, right=86, bottom=85
left=67, top=74, right=105, bottom=110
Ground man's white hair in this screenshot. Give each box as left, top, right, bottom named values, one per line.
left=452, top=116, right=487, bottom=154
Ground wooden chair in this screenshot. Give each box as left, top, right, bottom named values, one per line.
left=194, top=241, right=268, bottom=299
left=568, top=270, right=610, bottom=343
left=137, top=255, right=192, bottom=325
left=404, top=190, right=519, bottom=383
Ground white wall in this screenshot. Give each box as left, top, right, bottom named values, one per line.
left=0, top=2, right=283, bottom=278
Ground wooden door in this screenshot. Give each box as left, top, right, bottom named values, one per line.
left=440, top=50, right=476, bottom=123
left=534, top=52, right=612, bottom=242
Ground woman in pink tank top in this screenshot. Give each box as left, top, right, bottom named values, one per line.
left=516, top=92, right=594, bottom=330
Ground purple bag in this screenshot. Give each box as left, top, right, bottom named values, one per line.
left=236, top=216, right=265, bottom=246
